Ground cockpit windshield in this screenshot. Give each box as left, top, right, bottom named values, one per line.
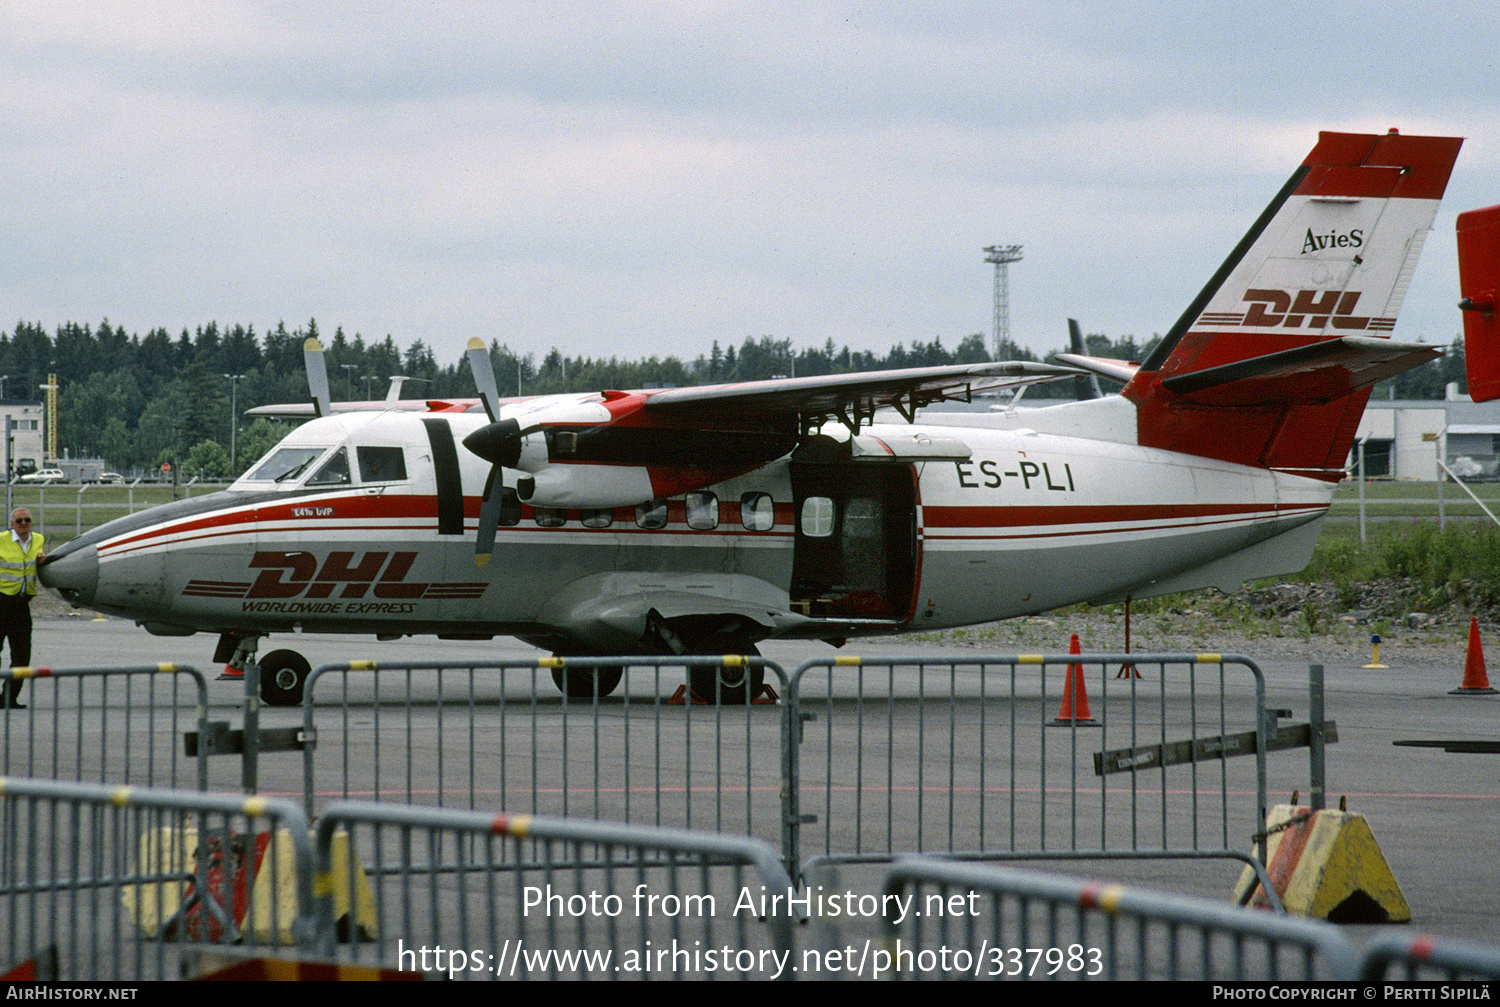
left=247, top=447, right=327, bottom=483
left=307, top=447, right=350, bottom=486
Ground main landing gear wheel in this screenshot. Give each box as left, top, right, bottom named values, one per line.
left=688, top=638, right=764, bottom=705
left=550, top=665, right=624, bottom=699
left=258, top=649, right=311, bottom=707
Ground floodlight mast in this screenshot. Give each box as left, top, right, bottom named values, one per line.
left=983, top=244, right=1023, bottom=360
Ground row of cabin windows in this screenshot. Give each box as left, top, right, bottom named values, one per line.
left=270, top=446, right=831, bottom=538
left=529, top=491, right=778, bottom=532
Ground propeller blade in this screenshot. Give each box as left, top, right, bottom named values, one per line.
left=1067, top=319, right=1104, bottom=401
left=305, top=338, right=333, bottom=417
left=466, top=337, right=502, bottom=422
left=474, top=470, right=506, bottom=568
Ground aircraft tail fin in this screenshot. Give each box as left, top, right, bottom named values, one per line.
left=1458, top=202, right=1500, bottom=402
left=1121, top=130, right=1462, bottom=479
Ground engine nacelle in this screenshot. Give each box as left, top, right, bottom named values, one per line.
left=517, top=464, right=657, bottom=510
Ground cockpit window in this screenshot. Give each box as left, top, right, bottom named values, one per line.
left=307, top=447, right=351, bottom=486
left=357, top=446, right=407, bottom=483
left=248, top=447, right=326, bottom=483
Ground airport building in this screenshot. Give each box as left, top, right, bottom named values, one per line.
left=0, top=400, right=45, bottom=478
left=1357, top=392, right=1500, bottom=481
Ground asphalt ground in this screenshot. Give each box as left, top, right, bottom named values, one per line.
left=8, top=612, right=1500, bottom=976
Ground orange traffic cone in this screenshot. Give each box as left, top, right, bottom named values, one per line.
left=1050, top=633, right=1100, bottom=726
left=1450, top=617, right=1498, bottom=695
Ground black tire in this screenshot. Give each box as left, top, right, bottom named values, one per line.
left=687, top=651, right=768, bottom=705
left=258, top=649, right=311, bottom=707
left=549, top=665, right=624, bottom=699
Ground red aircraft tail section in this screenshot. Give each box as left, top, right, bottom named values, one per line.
left=1458, top=202, right=1500, bottom=402
left=1121, top=130, right=1463, bottom=479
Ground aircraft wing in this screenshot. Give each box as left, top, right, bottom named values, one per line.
left=248, top=361, right=1081, bottom=423
left=643, top=361, right=1083, bottom=426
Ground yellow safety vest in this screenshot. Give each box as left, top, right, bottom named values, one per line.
left=0, top=533, right=44, bottom=597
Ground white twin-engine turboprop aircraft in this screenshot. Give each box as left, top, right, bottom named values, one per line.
left=40, top=130, right=1473, bottom=705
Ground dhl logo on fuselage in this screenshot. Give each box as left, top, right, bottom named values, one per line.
left=182, top=550, right=486, bottom=602
left=1197, top=289, right=1395, bottom=332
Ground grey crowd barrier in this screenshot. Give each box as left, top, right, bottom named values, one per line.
left=1, top=653, right=1286, bottom=897
left=294, top=657, right=790, bottom=844
left=311, top=800, right=799, bottom=980
left=877, top=857, right=1358, bottom=981
left=0, top=777, right=313, bottom=981
left=5, top=777, right=1499, bottom=982
left=0, top=664, right=211, bottom=791
left=1358, top=932, right=1500, bottom=980
left=786, top=652, right=1277, bottom=900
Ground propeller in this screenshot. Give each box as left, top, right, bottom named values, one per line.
left=462, top=338, right=541, bottom=567
left=305, top=338, right=333, bottom=416
left=1067, top=320, right=1104, bottom=402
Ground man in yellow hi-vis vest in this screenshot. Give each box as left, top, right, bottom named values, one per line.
left=0, top=507, right=44, bottom=708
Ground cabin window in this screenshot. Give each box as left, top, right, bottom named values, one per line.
left=356, top=446, right=407, bottom=483
left=580, top=508, right=613, bottom=529
left=534, top=507, right=567, bottom=528
left=635, top=500, right=668, bottom=529
left=685, top=492, right=718, bottom=530
left=307, top=447, right=351, bottom=486
left=740, top=492, right=775, bottom=531
left=800, top=496, right=834, bottom=538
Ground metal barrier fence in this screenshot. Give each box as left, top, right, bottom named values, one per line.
left=0, top=664, right=211, bottom=791
left=0, top=777, right=314, bottom=982
left=311, top=800, right=798, bottom=980
left=0, top=654, right=1281, bottom=897
left=787, top=653, right=1276, bottom=898
left=878, top=857, right=1358, bottom=981
left=297, top=658, right=791, bottom=848
left=6, top=777, right=1500, bottom=982
left=1358, top=932, right=1500, bottom=980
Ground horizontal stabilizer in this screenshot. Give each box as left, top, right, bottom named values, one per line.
left=1159, top=336, right=1441, bottom=405
left=1457, top=202, right=1500, bottom=402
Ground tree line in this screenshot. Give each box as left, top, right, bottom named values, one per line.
left=4, top=318, right=1466, bottom=479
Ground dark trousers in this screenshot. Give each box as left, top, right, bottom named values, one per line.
left=0, top=592, right=32, bottom=705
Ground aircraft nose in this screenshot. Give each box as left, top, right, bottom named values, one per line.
left=39, top=542, right=98, bottom=608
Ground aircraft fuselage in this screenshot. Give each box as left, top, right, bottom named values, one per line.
left=40, top=401, right=1331, bottom=654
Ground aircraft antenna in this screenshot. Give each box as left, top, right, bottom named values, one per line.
left=983, top=244, right=1023, bottom=360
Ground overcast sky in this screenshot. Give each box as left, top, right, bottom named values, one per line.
left=4, top=1, right=1498, bottom=371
